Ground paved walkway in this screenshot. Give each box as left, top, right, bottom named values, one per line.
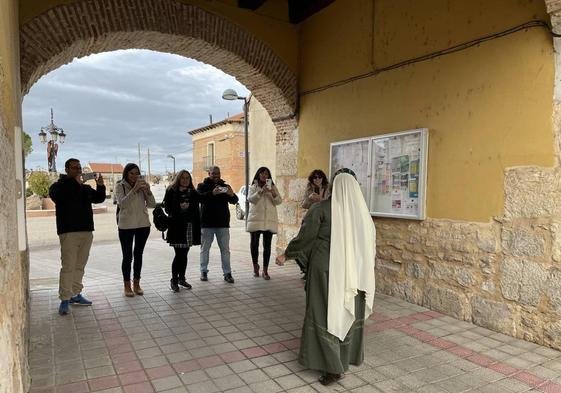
left=27, top=212, right=561, bottom=392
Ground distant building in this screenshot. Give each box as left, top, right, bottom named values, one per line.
left=188, top=114, right=245, bottom=191
left=84, top=162, right=123, bottom=198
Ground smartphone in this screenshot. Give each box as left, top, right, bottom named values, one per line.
left=266, top=179, right=272, bottom=189
left=81, top=172, right=97, bottom=182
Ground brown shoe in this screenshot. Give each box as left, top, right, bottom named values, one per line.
left=124, top=281, right=134, bottom=297
left=262, top=269, right=270, bottom=280
left=253, top=263, right=260, bottom=277
left=133, top=279, right=144, bottom=296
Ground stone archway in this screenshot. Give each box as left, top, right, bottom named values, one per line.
left=19, top=0, right=297, bottom=122
left=19, top=0, right=300, bottom=249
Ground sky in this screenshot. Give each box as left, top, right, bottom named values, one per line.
left=22, top=49, right=250, bottom=174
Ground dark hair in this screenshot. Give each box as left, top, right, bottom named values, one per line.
left=332, top=167, right=356, bottom=180
left=252, top=167, right=274, bottom=185
left=169, top=169, right=195, bottom=192
left=122, top=163, right=140, bottom=185
left=307, top=169, right=328, bottom=187
left=65, top=158, right=80, bottom=169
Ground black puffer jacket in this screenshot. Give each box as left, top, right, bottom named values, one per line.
left=49, top=175, right=106, bottom=235
left=197, top=177, right=238, bottom=228
left=164, top=187, right=201, bottom=245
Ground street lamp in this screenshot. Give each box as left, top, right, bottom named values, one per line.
left=167, top=154, right=176, bottom=176
left=222, top=89, right=249, bottom=223
left=39, top=108, right=67, bottom=172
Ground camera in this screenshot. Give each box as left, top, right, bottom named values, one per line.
left=81, top=172, right=97, bottom=182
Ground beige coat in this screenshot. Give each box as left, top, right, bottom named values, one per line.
left=246, top=183, right=282, bottom=233
left=115, top=180, right=157, bottom=229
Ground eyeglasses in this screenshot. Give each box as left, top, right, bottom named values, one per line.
left=68, top=165, right=82, bottom=169
left=312, top=175, right=323, bottom=179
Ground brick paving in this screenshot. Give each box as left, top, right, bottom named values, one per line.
left=27, top=213, right=561, bottom=392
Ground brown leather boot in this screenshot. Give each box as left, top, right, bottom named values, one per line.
left=133, top=278, right=144, bottom=295
left=124, top=281, right=134, bottom=297
left=262, top=268, right=270, bottom=280
left=253, top=264, right=260, bottom=278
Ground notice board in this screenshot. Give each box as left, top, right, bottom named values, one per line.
left=330, top=128, right=428, bottom=220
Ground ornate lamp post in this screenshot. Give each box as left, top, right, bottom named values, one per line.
left=38, top=108, right=66, bottom=172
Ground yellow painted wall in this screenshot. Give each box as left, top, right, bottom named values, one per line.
left=0, top=1, right=28, bottom=391
left=298, top=0, right=554, bottom=222
left=18, top=0, right=298, bottom=73
left=2, top=0, right=22, bottom=129
left=248, top=97, right=277, bottom=178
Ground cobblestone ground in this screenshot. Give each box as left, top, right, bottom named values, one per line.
left=27, top=208, right=561, bottom=392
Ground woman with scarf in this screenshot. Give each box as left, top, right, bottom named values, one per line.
left=276, top=168, right=376, bottom=386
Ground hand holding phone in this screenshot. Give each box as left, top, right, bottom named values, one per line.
left=81, top=172, right=97, bottom=182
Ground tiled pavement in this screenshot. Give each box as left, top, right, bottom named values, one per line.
left=27, top=222, right=561, bottom=392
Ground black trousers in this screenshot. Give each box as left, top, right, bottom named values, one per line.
left=250, top=231, right=273, bottom=268
left=171, top=247, right=190, bottom=280
left=118, top=226, right=150, bottom=281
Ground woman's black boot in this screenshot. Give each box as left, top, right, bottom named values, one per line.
left=178, top=278, right=192, bottom=289
left=170, top=278, right=180, bottom=292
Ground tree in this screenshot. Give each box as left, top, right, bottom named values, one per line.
left=22, top=130, right=33, bottom=158
left=28, top=171, right=51, bottom=198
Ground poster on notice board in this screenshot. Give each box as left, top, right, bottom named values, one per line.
left=330, top=128, right=428, bottom=220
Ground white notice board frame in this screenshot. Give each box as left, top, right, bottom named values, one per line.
left=329, top=128, right=428, bottom=220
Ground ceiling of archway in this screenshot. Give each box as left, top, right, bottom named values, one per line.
left=238, top=0, right=335, bottom=24
left=20, top=0, right=298, bottom=122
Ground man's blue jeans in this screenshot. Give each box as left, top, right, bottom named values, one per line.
left=200, top=227, right=231, bottom=275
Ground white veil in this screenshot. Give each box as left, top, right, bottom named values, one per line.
left=328, top=173, right=376, bottom=341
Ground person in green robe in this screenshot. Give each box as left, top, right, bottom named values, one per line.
left=276, top=168, right=376, bottom=386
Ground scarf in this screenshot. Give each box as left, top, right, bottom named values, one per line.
left=328, top=173, right=376, bottom=340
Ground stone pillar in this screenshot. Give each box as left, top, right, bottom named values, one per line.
left=273, top=118, right=305, bottom=254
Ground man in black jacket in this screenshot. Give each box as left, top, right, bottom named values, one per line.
left=197, top=166, right=238, bottom=283
left=49, top=158, right=106, bottom=315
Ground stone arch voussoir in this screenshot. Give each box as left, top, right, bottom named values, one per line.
left=20, top=0, right=297, bottom=120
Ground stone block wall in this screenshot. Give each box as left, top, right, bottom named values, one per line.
left=276, top=166, right=561, bottom=350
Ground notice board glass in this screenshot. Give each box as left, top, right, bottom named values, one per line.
left=330, top=128, right=428, bottom=220
left=330, top=137, right=371, bottom=203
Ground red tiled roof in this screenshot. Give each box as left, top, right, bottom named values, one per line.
left=188, top=113, right=244, bottom=135
left=88, top=163, right=124, bottom=173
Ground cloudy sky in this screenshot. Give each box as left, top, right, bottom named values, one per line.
left=22, top=49, right=249, bottom=174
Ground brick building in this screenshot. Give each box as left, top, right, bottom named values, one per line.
left=188, top=113, right=245, bottom=192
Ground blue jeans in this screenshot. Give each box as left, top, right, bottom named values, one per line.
left=200, top=227, right=231, bottom=275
